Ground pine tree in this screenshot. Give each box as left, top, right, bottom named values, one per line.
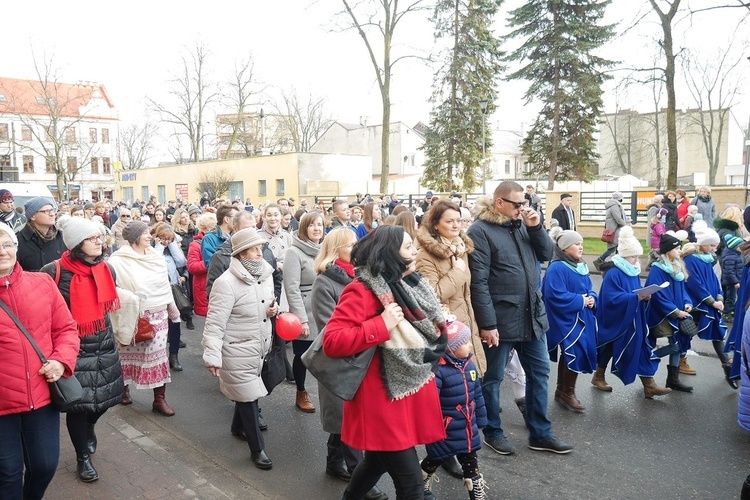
left=421, top=0, right=504, bottom=192
left=505, top=0, right=614, bottom=190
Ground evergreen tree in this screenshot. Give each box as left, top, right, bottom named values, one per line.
left=505, top=0, right=614, bottom=190
left=421, top=0, right=504, bottom=192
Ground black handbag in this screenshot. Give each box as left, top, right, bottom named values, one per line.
left=679, top=317, right=699, bottom=337
left=301, top=327, right=376, bottom=401
left=171, top=283, right=193, bottom=315
left=261, top=328, right=287, bottom=394
left=0, top=298, right=83, bottom=411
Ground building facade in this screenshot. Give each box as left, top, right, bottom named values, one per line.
left=216, top=111, right=294, bottom=159
left=0, top=77, right=119, bottom=201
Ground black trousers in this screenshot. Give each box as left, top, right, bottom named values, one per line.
left=327, top=433, right=363, bottom=472
left=167, top=319, right=181, bottom=355
left=344, top=448, right=422, bottom=500
left=66, top=410, right=105, bottom=455
left=421, top=451, right=479, bottom=478
left=232, top=401, right=264, bottom=452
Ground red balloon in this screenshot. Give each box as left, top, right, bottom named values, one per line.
left=276, top=312, right=302, bottom=341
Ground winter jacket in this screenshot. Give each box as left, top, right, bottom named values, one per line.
left=424, top=354, right=487, bottom=461
left=201, top=225, right=229, bottom=268
left=311, top=263, right=353, bottom=434
left=646, top=203, right=662, bottom=243
left=0, top=263, right=79, bottom=416
left=16, top=224, right=66, bottom=272
left=676, top=198, right=690, bottom=226
left=202, top=257, right=275, bottom=403
left=721, top=248, right=743, bottom=287
left=176, top=226, right=198, bottom=257
left=207, top=238, right=281, bottom=302
left=551, top=204, right=575, bottom=231
left=187, top=234, right=208, bottom=316
left=40, top=260, right=124, bottom=413
left=258, top=226, right=292, bottom=268
left=662, top=202, right=679, bottom=231
left=323, top=280, right=445, bottom=451
left=692, top=195, right=716, bottom=228
left=283, top=234, right=321, bottom=341
left=0, top=211, right=26, bottom=233
left=650, top=221, right=667, bottom=250
left=739, top=310, right=750, bottom=433
left=604, top=198, right=628, bottom=249
left=467, top=197, right=553, bottom=342
left=714, top=217, right=742, bottom=256
left=416, top=226, right=486, bottom=376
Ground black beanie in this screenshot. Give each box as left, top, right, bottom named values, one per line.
left=659, top=233, right=681, bottom=254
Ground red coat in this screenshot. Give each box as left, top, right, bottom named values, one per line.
left=323, top=280, right=445, bottom=451
left=187, top=234, right=208, bottom=316
left=0, top=263, right=80, bottom=416
left=677, top=198, right=690, bottom=228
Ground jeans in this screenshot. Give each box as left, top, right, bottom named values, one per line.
left=481, top=336, right=553, bottom=442
left=724, top=285, right=738, bottom=315
left=167, top=319, right=181, bottom=355
left=344, top=448, right=423, bottom=500
left=599, top=246, right=616, bottom=261
left=0, top=404, right=60, bottom=500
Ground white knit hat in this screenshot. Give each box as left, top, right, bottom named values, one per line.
left=549, top=226, right=583, bottom=250
left=60, top=217, right=103, bottom=250
left=231, top=228, right=264, bottom=256
left=617, top=226, right=643, bottom=257
left=0, top=223, right=18, bottom=245
left=695, top=226, right=720, bottom=246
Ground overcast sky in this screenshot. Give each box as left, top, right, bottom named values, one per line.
left=3, top=0, right=748, bottom=163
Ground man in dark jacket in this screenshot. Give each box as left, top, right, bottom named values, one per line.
left=467, top=181, right=572, bottom=456
left=550, top=193, right=575, bottom=230
left=17, top=197, right=66, bottom=272
left=0, top=189, right=26, bottom=233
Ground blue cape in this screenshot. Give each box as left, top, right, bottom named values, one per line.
left=683, top=254, right=727, bottom=342
left=726, top=265, right=750, bottom=380
left=645, top=265, right=693, bottom=355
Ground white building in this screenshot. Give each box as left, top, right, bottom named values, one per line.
left=0, top=77, right=119, bottom=201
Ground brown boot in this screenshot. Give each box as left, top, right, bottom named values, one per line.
left=554, top=361, right=564, bottom=404
left=591, top=367, right=613, bottom=392
left=640, top=376, right=672, bottom=399
left=557, top=364, right=585, bottom=413
left=295, top=390, right=316, bottom=413
left=121, top=385, right=132, bottom=405
left=152, top=385, right=175, bottom=416
left=679, top=357, right=696, bottom=375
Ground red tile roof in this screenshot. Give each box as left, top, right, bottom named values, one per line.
left=0, top=77, right=116, bottom=120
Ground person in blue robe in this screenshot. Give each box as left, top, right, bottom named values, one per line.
left=543, top=228, right=597, bottom=413
left=726, top=262, right=750, bottom=383
left=645, top=231, right=694, bottom=392
left=594, top=226, right=670, bottom=398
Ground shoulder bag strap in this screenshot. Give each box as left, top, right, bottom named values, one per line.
left=0, top=297, right=48, bottom=364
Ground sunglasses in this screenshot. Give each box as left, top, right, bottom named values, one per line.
left=499, top=198, right=529, bottom=210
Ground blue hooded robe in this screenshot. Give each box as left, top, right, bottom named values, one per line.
left=645, top=261, right=693, bottom=355
left=683, top=252, right=727, bottom=342
left=725, top=266, right=750, bottom=381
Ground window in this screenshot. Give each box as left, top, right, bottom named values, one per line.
left=0, top=124, right=8, bottom=141
left=0, top=94, right=6, bottom=103
left=504, top=159, right=511, bottom=175
left=102, top=157, right=111, bottom=174
left=258, top=180, right=267, bottom=197
left=90, top=157, right=99, bottom=174
left=44, top=126, right=54, bottom=142
left=101, top=128, right=109, bottom=144
left=65, top=129, right=76, bottom=144
left=46, top=157, right=55, bottom=173
left=67, top=157, right=77, bottom=173
left=89, top=128, right=97, bottom=143
left=21, top=126, right=32, bottom=142
left=0, top=155, right=10, bottom=169
left=36, top=96, right=47, bottom=105
left=275, top=179, right=285, bottom=196
left=123, top=187, right=134, bottom=203
left=157, top=185, right=166, bottom=204
left=23, top=155, right=34, bottom=173
left=141, top=186, right=149, bottom=202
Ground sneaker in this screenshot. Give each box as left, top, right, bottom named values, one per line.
left=528, top=437, right=573, bottom=454
left=483, top=437, right=516, bottom=455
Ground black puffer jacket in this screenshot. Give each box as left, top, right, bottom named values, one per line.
left=40, top=259, right=124, bottom=413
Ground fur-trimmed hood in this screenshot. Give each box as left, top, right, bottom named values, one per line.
left=474, top=196, right=514, bottom=226
left=416, top=225, right=474, bottom=260
left=713, top=217, right=739, bottom=232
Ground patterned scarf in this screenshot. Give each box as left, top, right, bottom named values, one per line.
left=439, top=235, right=466, bottom=258
left=240, top=257, right=265, bottom=278
left=356, top=267, right=447, bottom=400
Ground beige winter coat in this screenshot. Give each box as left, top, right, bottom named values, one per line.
left=202, top=258, right=275, bottom=403
left=415, top=226, right=486, bottom=376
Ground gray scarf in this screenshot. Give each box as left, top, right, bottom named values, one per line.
left=240, top=257, right=264, bottom=278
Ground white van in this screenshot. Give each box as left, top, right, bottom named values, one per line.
left=0, top=182, right=56, bottom=214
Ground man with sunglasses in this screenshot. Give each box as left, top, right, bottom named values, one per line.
left=468, top=180, right=573, bottom=456
left=0, top=189, right=26, bottom=233
left=17, top=197, right=66, bottom=272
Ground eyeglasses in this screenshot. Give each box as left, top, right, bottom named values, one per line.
left=0, top=200, right=13, bottom=204
left=499, top=198, right=528, bottom=210
left=37, top=208, right=56, bottom=215
left=85, top=235, right=104, bottom=243
left=0, top=242, right=17, bottom=251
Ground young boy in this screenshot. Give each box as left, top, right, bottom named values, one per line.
left=421, top=321, right=488, bottom=500
left=722, top=234, right=744, bottom=323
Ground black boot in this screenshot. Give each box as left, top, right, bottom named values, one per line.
left=86, top=424, right=97, bottom=454
left=723, top=362, right=739, bottom=390
left=76, top=452, right=99, bottom=482
left=440, top=455, right=463, bottom=479
left=186, top=318, right=195, bottom=330
left=169, top=353, right=183, bottom=371
left=666, top=365, right=693, bottom=393
left=742, top=473, right=750, bottom=500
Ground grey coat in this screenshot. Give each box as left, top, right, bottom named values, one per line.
left=467, top=197, right=553, bottom=343
left=604, top=198, right=628, bottom=249
left=283, top=234, right=321, bottom=340
left=311, top=264, right=353, bottom=433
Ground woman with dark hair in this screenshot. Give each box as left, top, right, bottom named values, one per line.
left=151, top=208, right=167, bottom=226
left=662, top=191, right=679, bottom=231
left=355, top=202, right=382, bottom=239
left=42, top=218, right=124, bottom=483
left=324, top=225, right=447, bottom=499
left=284, top=212, right=325, bottom=413
left=280, top=208, right=293, bottom=233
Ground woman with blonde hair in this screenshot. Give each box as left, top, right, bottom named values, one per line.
left=692, top=186, right=716, bottom=228
left=187, top=212, right=217, bottom=318
left=355, top=202, right=382, bottom=239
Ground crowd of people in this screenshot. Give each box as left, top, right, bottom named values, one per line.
left=1, top=182, right=749, bottom=500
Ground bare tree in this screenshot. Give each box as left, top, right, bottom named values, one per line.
left=219, top=56, right=266, bottom=158
left=336, top=0, right=429, bottom=194
left=120, top=121, right=157, bottom=169
left=682, top=44, right=743, bottom=185
left=149, top=41, right=220, bottom=163
left=275, top=88, right=332, bottom=152
left=195, top=167, right=233, bottom=201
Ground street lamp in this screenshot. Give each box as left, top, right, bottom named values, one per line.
left=479, top=99, right=488, bottom=195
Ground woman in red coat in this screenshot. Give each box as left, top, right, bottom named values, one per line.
left=324, top=225, right=447, bottom=500
left=187, top=213, right=216, bottom=317
left=0, top=225, right=80, bottom=499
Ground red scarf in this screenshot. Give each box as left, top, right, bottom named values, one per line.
left=59, top=251, right=120, bottom=337
left=335, top=259, right=355, bottom=278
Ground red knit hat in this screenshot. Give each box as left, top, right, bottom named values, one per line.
left=446, top=321, right=471, bottom=353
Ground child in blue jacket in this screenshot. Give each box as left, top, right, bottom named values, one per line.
left=722, top=234, right=744, bottom=323
left=421, top=321, right=488, bottom=500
